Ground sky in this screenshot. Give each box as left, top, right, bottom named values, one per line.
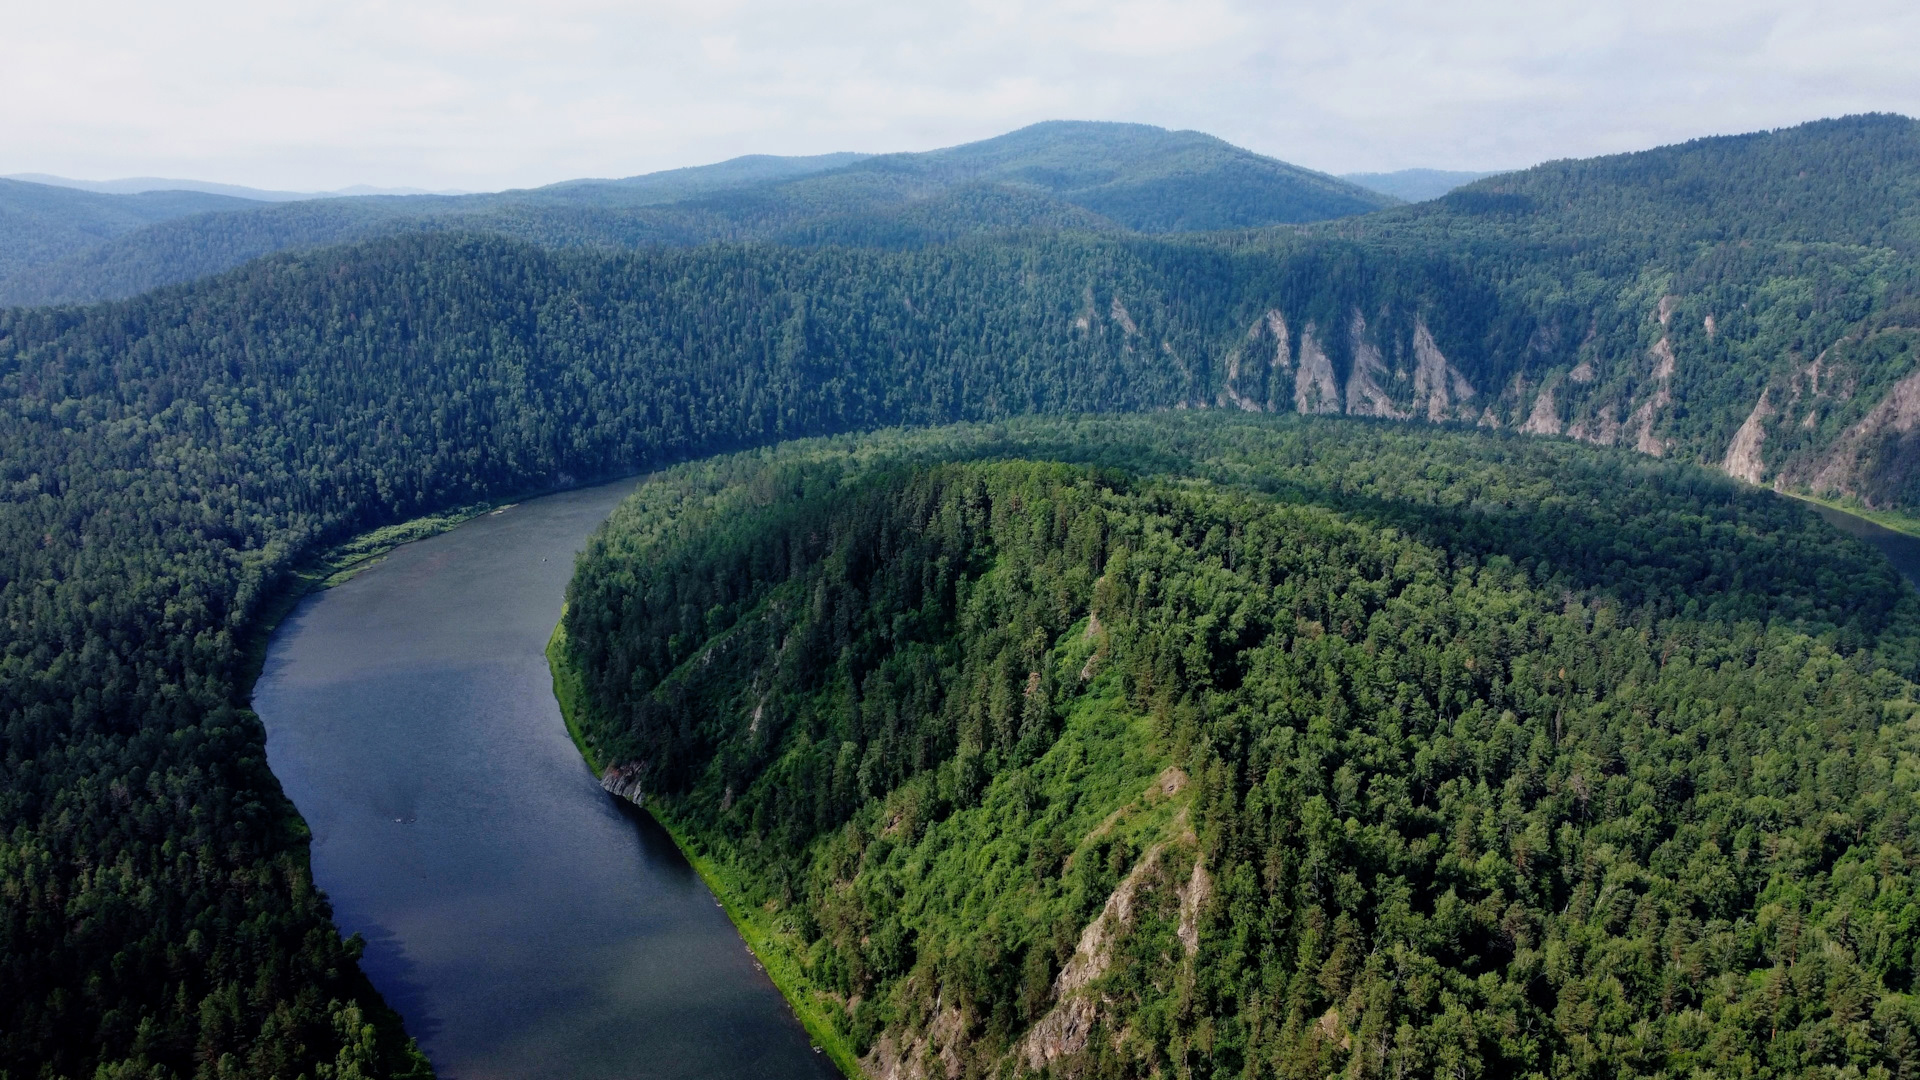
left=3, top=0, right=1917, bottom=193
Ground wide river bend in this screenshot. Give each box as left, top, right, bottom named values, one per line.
left=254, top=478, right=840, bottom=1080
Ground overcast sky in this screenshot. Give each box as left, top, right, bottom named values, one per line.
left=3, top=0, right=1916, bottom=192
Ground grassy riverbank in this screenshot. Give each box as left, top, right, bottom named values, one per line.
left=238, top=502, right=499, bottom=700
left=545, top=609, right=602, bottom=776
left=545, top=629, right=861, bottom=1079
left=1783, top=489, right=1920, bottom=539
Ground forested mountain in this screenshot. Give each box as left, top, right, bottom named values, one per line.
left=0, top=179, right=258, bottom=282
left=12, top=115, right=1920, bottom=525
left=1339, top=168, right=1498, bottom=202
left=0, top=122, right=1389, bottom=307
left=1290, top=114, right=1920, bottom=515
left=536, top=151, right=873, bottom=205
left=1, top=175, right=459, bottom=201
left=559, top=415, right=1920, bottom=1078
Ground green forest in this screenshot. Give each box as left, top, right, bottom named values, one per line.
left=560, top=414, right=1920, bottom=1078
left=2, top=113, right=1920, bottom=1079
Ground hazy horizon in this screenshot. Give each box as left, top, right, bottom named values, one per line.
left=6, top=0, right=1916, bottom=193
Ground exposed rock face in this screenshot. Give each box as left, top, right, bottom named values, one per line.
left=1019, top=843, right=1166, bottom=1072
left=1519, top=378, right=1562, bottom=436
left=864, top=1002, right=966, bottom=1080
left=1412, top=318, right=1475, bottom=421
left=1294, top=323, right=1342, bottom=414
left=1723, top=389, right=1774, bottom=484
left=601, top=761, right=647, bottom=805
left=1109, top=296, right=1139, bottom=336
left=1567, top=404, right=1622, bottom=447
left=1344, top=311, right=1407, bottom=419
left=1176, top=859, right=1212, bottom=957
left=1632, top=337, right=1677, bottom=456
left=1220, top=308, right=1475, bottom=423
left=1187, top=294, right=1911, bottom=501
left=1807, top=363, right=1920, bottom=494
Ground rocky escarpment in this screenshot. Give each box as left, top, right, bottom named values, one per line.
left=1212, top=306, right=1479, bottom=423
left=601, top=761, right=648, bottom=805
left=1701, top=326, right=1920, bottom=507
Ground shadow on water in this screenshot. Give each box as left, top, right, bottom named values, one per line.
left=611, top=799, right=704, bottom=889
left=353, top=921, right=445, bottom=1050
left=1809, top=503, right=1920, bottom=592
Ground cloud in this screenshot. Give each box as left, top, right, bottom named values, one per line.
left=1, top=0, right=1914, bottom=189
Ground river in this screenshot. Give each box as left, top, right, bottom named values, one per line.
left=1808, top=502, right=1920, bottom=590
left=254, top=478, right=842, bottom=1080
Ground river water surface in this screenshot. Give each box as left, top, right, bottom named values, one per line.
left=255, top=478, right=841, bottom=1080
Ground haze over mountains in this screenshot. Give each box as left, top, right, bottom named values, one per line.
left=3, top=174, right=470, bottom=201
left=1339, top=167, right=1499, bottom=201
left=0, top=122, right=1395, bottom=307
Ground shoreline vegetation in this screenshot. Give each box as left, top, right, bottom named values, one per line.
left=547, top=622, right=862, bottom=1079
left=1780, top=488, right=1920, bottom=540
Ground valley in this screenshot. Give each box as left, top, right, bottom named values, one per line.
left=5, top=113, right=1920, bottom=1079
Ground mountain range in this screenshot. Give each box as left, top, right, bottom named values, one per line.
left=0, top=122, right=1394, bottom=307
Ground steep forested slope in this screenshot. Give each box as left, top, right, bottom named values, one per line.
left=1303, top=115, right=1920, bottom=512
left=561, top=415, right=1920, bottom=1079
left=23, top=116, right=1916, bottom=518
left=0, top=122, right=1389, bottom=307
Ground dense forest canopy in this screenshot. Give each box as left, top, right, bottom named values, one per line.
left=0, top=227, right=1457, bottom=1079
left=561, top=415, right=1920, bottom=1078
left=4, top=112, right=1920, bottom=1080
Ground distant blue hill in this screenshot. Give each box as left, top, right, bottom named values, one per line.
left=0, top=122, right=1395, bottom=306
left=1341, top=168, right=1501, bottom=202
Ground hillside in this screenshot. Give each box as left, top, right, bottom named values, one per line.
left=12, top=116, right=1920, bottom=529
left=559, top=415, right=1920, bottom=1078
left=0, top=230, right=1238, bottom=1080
left=1287, top=114, right=1920, bottom=516
left=0, top=178, right=258, bottom=282
left=0, top=122, right=1389, bottom=306
left=830, top=121, right=1395, bottom=231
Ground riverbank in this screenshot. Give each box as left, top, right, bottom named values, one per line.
left=1781, top=489, right=1920, bottom=540
left=546, top=629, right=861, bottom=1080
left=238, top=502, right=501, bottom=702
